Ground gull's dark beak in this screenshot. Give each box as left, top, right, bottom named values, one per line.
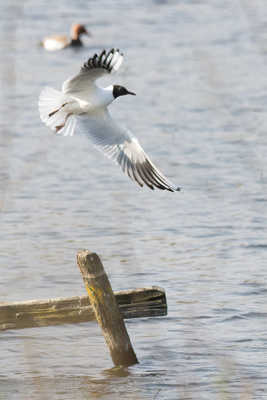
left=126, top=90, right=136, bottom=96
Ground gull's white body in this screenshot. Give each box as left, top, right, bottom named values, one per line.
left=39, top=49, right=179, bottom=191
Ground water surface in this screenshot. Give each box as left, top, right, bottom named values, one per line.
left=0, top=0, right=267, bottom=398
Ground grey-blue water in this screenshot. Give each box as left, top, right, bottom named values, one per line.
left=1, top=1, right=267, bottom=399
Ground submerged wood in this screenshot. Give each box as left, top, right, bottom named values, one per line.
left=0, top=286, right=167, bottom=332
left=77, top=250, right=138, bottom=366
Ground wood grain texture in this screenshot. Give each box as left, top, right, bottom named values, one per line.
left=0, top=288, right=167, bottom=331
left=77, top=250, right=138, bottom=367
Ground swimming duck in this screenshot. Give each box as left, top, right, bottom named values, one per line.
left=41, top=24, right=90, bottom=51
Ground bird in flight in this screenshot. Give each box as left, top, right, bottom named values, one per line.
left=39, top=49, right=180, bottom=191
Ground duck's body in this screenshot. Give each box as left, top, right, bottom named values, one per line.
left=38, top=49, right=180, bottom=191
left=42, top=24, right=89, bottom=51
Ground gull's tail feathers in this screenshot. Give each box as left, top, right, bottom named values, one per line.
left=38, top=86, right=76, bottom=136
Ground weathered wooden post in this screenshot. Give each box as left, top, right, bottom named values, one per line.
left=77, top=250, right=138, bottom=367
left=0, top=287, right=167, bottom=331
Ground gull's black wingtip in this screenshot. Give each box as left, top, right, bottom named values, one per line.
left=167, top=186, right=181, bottom=192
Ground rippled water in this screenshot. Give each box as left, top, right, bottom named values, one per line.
left=1, top=0, right=267, bottom=398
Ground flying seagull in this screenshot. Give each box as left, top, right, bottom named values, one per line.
left=39, top=48, right=180, bottom=191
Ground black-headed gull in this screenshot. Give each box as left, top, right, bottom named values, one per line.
left=39, top=49, right=180, bottom=191
left=41, top=24, right=90, bottom=51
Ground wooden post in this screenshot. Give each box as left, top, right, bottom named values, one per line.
left=0, top=287, right=167, bottom=331
left=77, top=250, right=138, bottom=367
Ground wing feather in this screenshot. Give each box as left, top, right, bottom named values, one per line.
left=62, top=49, right=123, bottom=95
left=76, top=110, right=180, bottom=191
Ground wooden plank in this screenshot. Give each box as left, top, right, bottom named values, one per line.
left=0, top=286, right=167, bottom=331
left=77, top=250, right=138, bottom=366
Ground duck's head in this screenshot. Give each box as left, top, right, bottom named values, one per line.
left=71, top=24, right=90, bottom=39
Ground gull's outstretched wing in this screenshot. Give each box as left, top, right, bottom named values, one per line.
left=76, top=110, right=180, bottom=192
left=62, top=49, right=123, bottom=96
